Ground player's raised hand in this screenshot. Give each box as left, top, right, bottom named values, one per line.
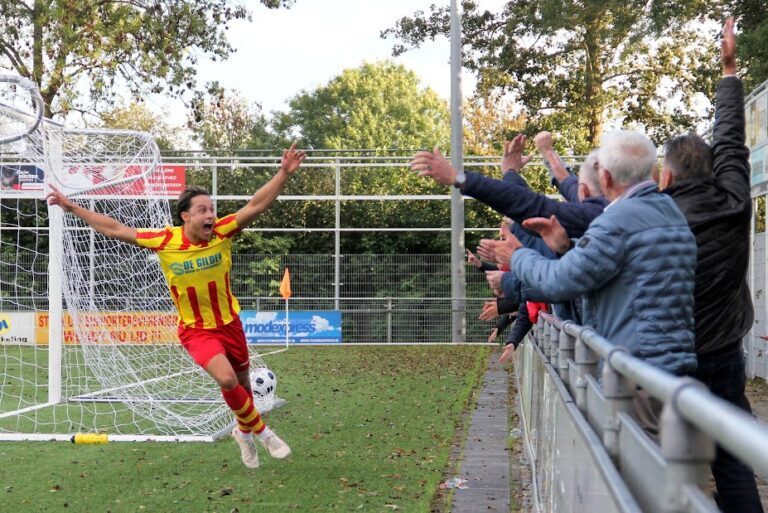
left=280, top=142, right=307, bottom=175
left=45, top=184, right=75, bottom=212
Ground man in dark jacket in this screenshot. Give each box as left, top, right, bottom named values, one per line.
left=659, top=18, right=763, bottom=513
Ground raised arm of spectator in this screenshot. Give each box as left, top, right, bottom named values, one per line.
left=501, top=134, right=533, bottom=174
left=411, top=146, right=602, bottom=238
left=511, top=216, right=625, bottom=303
left=533, top=132, right=570, bottom=183
left=712, top=17, right=750, bottom=204
left=510, top=222, right=558, bottom=259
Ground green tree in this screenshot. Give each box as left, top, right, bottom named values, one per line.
left=99, top=101, right=183, bottom=150
left=383, top=1, right=725, bottom=147
left=279, top=61, right=450, bottom=150
left=730, top=0, right=768, bottom=88
left=0, top=0, right=292, bottom=118
left=187, top=82, right=259, bottom=151
left=273, top=61, right=452, bottom=254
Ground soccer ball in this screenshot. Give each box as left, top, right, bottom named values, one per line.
left=250, top=367, right=277, bottom=397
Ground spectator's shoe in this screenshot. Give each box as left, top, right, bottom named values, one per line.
left=260, top=432, right=291, bottom=459
left=232, top=428, right=259, bottom=468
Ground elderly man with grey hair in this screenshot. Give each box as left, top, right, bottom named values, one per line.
left=503, top=130, right=699, bottom=434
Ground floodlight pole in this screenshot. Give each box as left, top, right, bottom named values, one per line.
left=450, top=0, right=466, bottom=343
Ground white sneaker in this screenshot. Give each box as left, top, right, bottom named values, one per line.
left=232, top=428, right=259, bottom=468
left=259, top=432, right=291, bottom=459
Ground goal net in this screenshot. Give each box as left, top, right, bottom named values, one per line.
left=0, top=75, right=275, bottom=442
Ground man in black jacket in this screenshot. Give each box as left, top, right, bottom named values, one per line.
left=659, top=18, right=763, bottom=513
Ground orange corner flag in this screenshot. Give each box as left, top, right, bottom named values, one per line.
left=279, top=268, right=292, bottom=299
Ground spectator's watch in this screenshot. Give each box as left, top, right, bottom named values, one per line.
left=453, top=172, right=466, bottom=189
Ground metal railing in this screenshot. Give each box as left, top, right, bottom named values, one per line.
left=519, top=312, right=768, bottom=512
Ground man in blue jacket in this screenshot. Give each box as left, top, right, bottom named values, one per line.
left=488, top=130, right=698, bottom=436
left=657, top=18, right=763, bottom=513
left=507, top=130, right=697, bottom=374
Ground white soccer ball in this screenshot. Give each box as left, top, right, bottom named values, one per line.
left=250, top=367, right=277, bottom=398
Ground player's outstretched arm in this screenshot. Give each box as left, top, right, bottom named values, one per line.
left=46, top=184, right=138, bottom=245
left=236, top=142, right=307, bottom=229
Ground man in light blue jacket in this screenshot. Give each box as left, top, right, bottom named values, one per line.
left=509, top=130, right=698, bottom=378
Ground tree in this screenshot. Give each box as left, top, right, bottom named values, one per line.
left=0, top=0, right=292, bottom=119
left=100, top=101, right=183, bottom=150
left=273, top=61, right=452, bottom=254
left=383, top=1, right=725, bottom=147
left=279, top=61, right=450, bottom=150
left=731, top=0, right=768, bottom=88
left=187, top=82, right=258, bottom=151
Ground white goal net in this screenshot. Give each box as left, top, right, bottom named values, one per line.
left=0, top=75, right=275, bottom=442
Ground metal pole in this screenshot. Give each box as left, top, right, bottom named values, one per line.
left=450, top=0, right=466, bottom=343
left=334, top=158, right=341, bottom=311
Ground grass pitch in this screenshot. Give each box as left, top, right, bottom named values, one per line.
left=0, top=345, right=491, bottom=513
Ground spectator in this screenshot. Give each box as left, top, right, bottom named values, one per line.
left=657, top=18, right=763, bottom=513
left=410, top=135, right=606, bottom=239
left=489, top=130, right=698, bottom=436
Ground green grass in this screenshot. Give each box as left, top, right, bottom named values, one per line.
left=0, top=345, right=491, bottom=513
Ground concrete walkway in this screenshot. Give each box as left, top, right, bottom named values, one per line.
left=450, top=352, right=511, bottom=513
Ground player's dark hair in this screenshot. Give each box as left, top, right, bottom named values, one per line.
left=176, top=186, right=210, bottom=225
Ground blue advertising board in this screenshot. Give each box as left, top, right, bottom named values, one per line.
left=240, top=310, right=342, bottom=344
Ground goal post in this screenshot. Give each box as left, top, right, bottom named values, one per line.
left=0, top=75, right=279, bottom=442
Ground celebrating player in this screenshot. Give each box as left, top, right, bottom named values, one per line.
left=46, top=142, right=307, bottom=468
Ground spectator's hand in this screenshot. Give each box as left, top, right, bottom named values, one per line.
left=499, top=343, right=515, bottom=365
left=488, top=328, right=499, bottom=344
left=409, top=147, right=457, bottom=186
left=522, top=215, right=570, bottom=255
left=478, top=232, right=523, bottom=267
left=466, top=249, right=483, bottom=269
left=501, top=134, right=532, bottom=174
left=280, top=142, right=307, bottom=175
left=485, top=270, right=504, bottom=295
left=45, top=184, right=75, bottom=212
left=479, top=300, right=499, bottom=321
left=722, top=17, right=736, bottom=76
left=533, top=131, right=554, bottom=154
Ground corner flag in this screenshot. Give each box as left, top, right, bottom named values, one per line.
left=279, top=268, right=292, bottom=299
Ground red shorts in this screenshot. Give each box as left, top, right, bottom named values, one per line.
left=178, top=316, right=250, bottom=372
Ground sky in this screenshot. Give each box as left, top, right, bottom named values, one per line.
left=147, top=0, right=508, bottom=127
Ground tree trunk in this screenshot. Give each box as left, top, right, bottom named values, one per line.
left=31, top=0, right=54, bottom=118
left=583, top=25, right=605, bottom=146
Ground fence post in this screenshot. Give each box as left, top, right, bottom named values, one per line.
left=660, top=380, right=716, bottom=513
left=550, top=322, right=560, bottom=372
left=386, top=297, right=392, bottom=344
left=574, top=330, right=599, bottom=413
left=542, top=320, right=551, bottom=362
left=559, top=322, right=575, bottom=384
left=601, top=348, right=635, bottom=459
left=534, top=316, right=544, bottom=348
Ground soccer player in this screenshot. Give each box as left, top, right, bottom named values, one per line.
left=46, top=142, right=307, bottom=468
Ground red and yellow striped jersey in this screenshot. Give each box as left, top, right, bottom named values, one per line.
left=136, top=214, right=241, bottom=329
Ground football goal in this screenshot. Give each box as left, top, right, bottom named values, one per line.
left=0, top=75, right=276, bottom=442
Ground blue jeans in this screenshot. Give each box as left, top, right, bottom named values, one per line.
left=693, top=347, right=764, bottom=513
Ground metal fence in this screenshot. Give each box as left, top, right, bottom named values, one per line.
left=518, top=312, right=768, bottom=513
left=1, top=250, right=504, bottom=343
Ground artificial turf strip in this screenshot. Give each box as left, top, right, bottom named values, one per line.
left=0, top=345, right=491, bottom=513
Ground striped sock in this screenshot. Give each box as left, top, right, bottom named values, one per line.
left=221, top=384, right=266, bottom=434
